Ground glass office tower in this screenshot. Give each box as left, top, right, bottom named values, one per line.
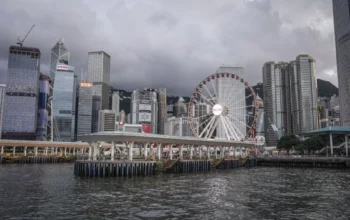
left=52, top=64, right=76, bottom=142
left=2, top=46, right=40, bottom=140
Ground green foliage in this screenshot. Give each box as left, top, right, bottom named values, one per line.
left=303, top=136, right=325, bottom=152
left=287, top=136, right=325, bottom=154
left=277, top=135, right=301, bottom=151
left=294, top=143, right=306, bottom=153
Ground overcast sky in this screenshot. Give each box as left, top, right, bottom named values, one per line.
left=0, top=0, right=336, bottom=96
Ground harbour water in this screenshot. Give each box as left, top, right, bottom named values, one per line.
left=1, top=164, right=350, bottom=219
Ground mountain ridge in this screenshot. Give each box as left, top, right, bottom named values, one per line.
left=117, top=79, right=338, bottom=114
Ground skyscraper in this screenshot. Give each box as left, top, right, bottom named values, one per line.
left=52, top=64, right=77, bottom=142
left=49, top=40, right=71, bottom=141
left=112, top=91, right=120, bottom=114
left=158, top=88, right=167, bottom=134
left=87, top=51, right=111, bottom=132
left=0, top=84, right=6, bottom=139
left=294, top=55, right=318, bottom=133
left=333, top=0, right=350, bottom=126
left=263, top=55, right=318, bottom=146
left=263, top=62, right=286, bottom=146
left=77, top=82, right=93, bottom=139
left=2, top=46, right=40, bottom=140
left=131, top=89, right=158, bottom=134
left=36, top=73, right=50, bottom=141
left=50, top=39, right=70, bottom=80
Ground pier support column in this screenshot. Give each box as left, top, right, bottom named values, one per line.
left=24, top=146, right=27, bottom=157
left=1, top=146, right=3, bottom=155
left=169, top=144, right=173, bottom=160
left=128, top=142, right=134, bottom=161
left=144, top=143, right=149, bottom=160
left=215, top=147, right=218, bottom=159
left=190, top=145, right=193, bottom=160
left=35, top=147, right=38, bottom=156
left=330, top=133, right=333, bottom=156
left=73, top=148, right=76, bottom=156
left=88, top=142, right=93, bottom=160
left=199, top=146, right=202, bottom=159
left=92, top=142, right=99, bottom=161
left=13, top=146, right=16, bottom=156
left=81, top=148, right=84, bottom=155
left=345, top=134, right=348, bottom=157
left=207, top=146, right=210, bottom=159
left=157, top=143, right=162, bottom=160
left=179, top=144, right=184, bottom=160
left=111, top=141, right=115, bottom=161
left=64, top=147, right=67, bottom=156
left=45, top=147, right=48, bottom=156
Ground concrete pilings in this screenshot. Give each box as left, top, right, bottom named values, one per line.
left=257, top=157, right=349, bottom=168
left=74, top=161, right=157, bottom=177
left=164, top=160, right=211, bottom=174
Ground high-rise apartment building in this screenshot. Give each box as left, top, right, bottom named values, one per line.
left=0, top=84, right=6, bottom=139
left=77, top=82, right=93, bottom=139
left=263, top=55, right=318, bottom=146
left=87, top=51, right=111, bottom=132
left=263, top=62, right=287, bottom=146
left=131, top=88, right=158, bottom=134
left=36, top=73, right=50, bottom=141
left=295, top=55, right=318, bottom=133
left=333, top=0, right=350, bottom=126
left=52, top=64, right=77, bottom=142
left=2, top=46, right=40, bottom=140
left=98, top=110, right=117, bottom=132
left=263, top=61, right=288, bottom=146
left=158, top=88, right=167, bottom=134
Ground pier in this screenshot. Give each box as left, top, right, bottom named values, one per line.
left=0, top=139, right=109, bottom=164
left=257, top=157, right=350, bottom=168
left=73, top=132, right=258, bottom=177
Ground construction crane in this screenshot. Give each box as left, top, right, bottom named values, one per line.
left=17, top=24, right=35, bottom=47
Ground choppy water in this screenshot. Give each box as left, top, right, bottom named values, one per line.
left=1, top=164, right=350, bottom=220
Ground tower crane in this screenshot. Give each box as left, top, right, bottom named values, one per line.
left=17, top=24, right=35, bottom=47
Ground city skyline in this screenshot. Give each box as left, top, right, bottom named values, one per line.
left=0, top=0, right=336, bottom=96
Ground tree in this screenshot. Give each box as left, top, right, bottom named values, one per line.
left=277, top=135, right=301, bottom=153
left=303, top=136, right=325, bottom=153
left=294, top=143, right=306, bottom=154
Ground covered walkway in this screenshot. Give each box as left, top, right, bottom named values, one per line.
left=302, top=126, right=350, bottom=156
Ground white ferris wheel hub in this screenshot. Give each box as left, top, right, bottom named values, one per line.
left=212, top=104, right=223, bottom=116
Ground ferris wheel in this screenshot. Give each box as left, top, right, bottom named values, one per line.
left=188, top=73, right=258, bottom=141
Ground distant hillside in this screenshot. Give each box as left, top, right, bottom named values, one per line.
left=246, top=79, right=338, bottom=101
left=317, top=79, right=338, bottom=98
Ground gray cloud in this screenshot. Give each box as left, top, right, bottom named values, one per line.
left=0, top=0, right=336, bottom=96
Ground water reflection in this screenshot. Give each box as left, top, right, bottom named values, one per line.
left=1, top=165, right=350, bottom=219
